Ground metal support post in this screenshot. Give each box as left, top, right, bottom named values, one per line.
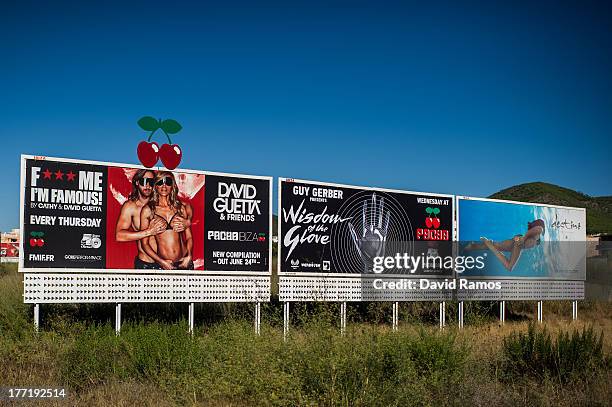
left=392, top=302, right=399, bottom=331
left=283, top=302, right=289, bottom=341
left=34, top=304, right=40, bottom=332
left=537, top=301, right=543, bottom=323
left=254, top=302, right=261, bottom=335
left=188, top=302, right=195, bottom=335
left=340, top=302, right=347, bottom=335
left=439, top=301, right=446, bottom=329
left=115, top=303, right=122, bottom=335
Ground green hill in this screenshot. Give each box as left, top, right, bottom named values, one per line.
left=489, top=182, right=612, bottom=235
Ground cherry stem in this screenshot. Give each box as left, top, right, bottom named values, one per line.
left=147, top=129, right=157, bottom=142
left=145, top=120, right=173, bottom=144
left=160, top=129, right=173, bottom=144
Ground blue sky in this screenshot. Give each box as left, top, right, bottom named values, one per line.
left=2, top=1, right=611, bottom=230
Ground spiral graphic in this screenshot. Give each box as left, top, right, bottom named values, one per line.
left=327, top=191, right=413, bottom=274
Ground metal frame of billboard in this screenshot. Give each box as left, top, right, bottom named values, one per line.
left=278, top=177, right=455, bottom=302
left=455, top=195, right=585, bottom=301
left=278, top=275, right=453, bottom=302
left=19, top=155, right=273, bottom=304
left=23, top=273, right=270, bottom=304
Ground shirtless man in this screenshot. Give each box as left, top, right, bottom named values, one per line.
left=115, top=169, right=190, bottom=269
left=140, top=171, right=194, bottom=270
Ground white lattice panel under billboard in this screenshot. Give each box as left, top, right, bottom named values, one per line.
left=279, top=276, right=453, bottom=302
left=457, top=280, right=584, bottom=301
left=23, top=274, right=270, bottom=303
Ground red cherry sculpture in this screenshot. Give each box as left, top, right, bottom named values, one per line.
left=137, top=141, right=160, bottom=168
left=159, top=143, right=182, bottom=170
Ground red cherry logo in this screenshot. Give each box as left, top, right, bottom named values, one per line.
left=425, top=217, right=433, bottom=228
left=159, top=144, right=182, bottom=170
left=37, top=239, right=45, bottom=247
left=432, top=218, right=440, bottom=229
left=29, top=238, right=38, bottom=247
left=137, top=141, right=160, bottom=168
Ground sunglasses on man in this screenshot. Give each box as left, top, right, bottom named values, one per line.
left=156, top=177, right=174, bottom=186
left=138, top=177, right=155, bottom=187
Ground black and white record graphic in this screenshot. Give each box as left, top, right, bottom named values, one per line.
left=328, top=191, right=413, bottom=274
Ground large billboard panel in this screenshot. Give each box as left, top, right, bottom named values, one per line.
left=279, top=178, right=454, bottom=277
left=457, top=196, right=586, bottom=280
left=20, top=155, right=271, bottom=274
left=1, top=243, right=19, bottom=258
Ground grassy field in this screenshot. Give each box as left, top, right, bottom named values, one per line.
left=1, top=263, right=611, bottom=406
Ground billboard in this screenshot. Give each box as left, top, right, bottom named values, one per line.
left=1, top=242, right=20, bottom=259
left=279, top=178, right=454, bottom=277
left=20, top=155, right=272, bottom=274
left=457, top=197, right=586, bottom=280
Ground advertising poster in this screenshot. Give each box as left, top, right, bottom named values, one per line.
left=23, top=158, right=107, bottom=269
left=204, top=175, right=271, bottom=272
left=457, top=197, right=586, bottom=280
left=20, top=156, right=271, bottom=274
left=1, top=243, right=20, bottom=258
left=279, top=178, right=454, bottom=276
left=105, top=166, right=205, bottom=270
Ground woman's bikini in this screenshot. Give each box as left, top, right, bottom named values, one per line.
left=153, top=209, right=180, bottom=230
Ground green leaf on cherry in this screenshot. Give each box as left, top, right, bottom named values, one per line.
left=160, top=119, right=182, bottom=134
left=425, top=207, right=433, bottom=214
left=433, top=208, right=440, bottom=215
left=138, top=116, right=160, bottom=131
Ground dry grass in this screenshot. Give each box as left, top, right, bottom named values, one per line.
left=1, top=264, right=611, bottom=406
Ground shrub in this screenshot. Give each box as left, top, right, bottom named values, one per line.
left=499, top=323, right=609, bottom=384
left=0, top=268, right=31, bottom=340
left=60, top=324, right=128, bottom=389
left=57, top=318, right=470, bottom=405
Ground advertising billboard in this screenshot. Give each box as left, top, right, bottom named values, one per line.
left=1, top=242, right=20, bottom=260
left=279, top=178, right=454, bottom=277
left=457, top=197, right=586, bottom=280
left=1, top=243, right=19, bottom=257
left=20, top=155, right=272, bottom=274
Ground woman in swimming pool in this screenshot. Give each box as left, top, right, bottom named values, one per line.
left=464, top=219, right=545, bottom=272
left=140, top=171, right=194, bottom=270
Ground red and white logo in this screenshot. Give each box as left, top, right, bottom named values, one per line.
left=416, top=207, right=449, bottom=240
